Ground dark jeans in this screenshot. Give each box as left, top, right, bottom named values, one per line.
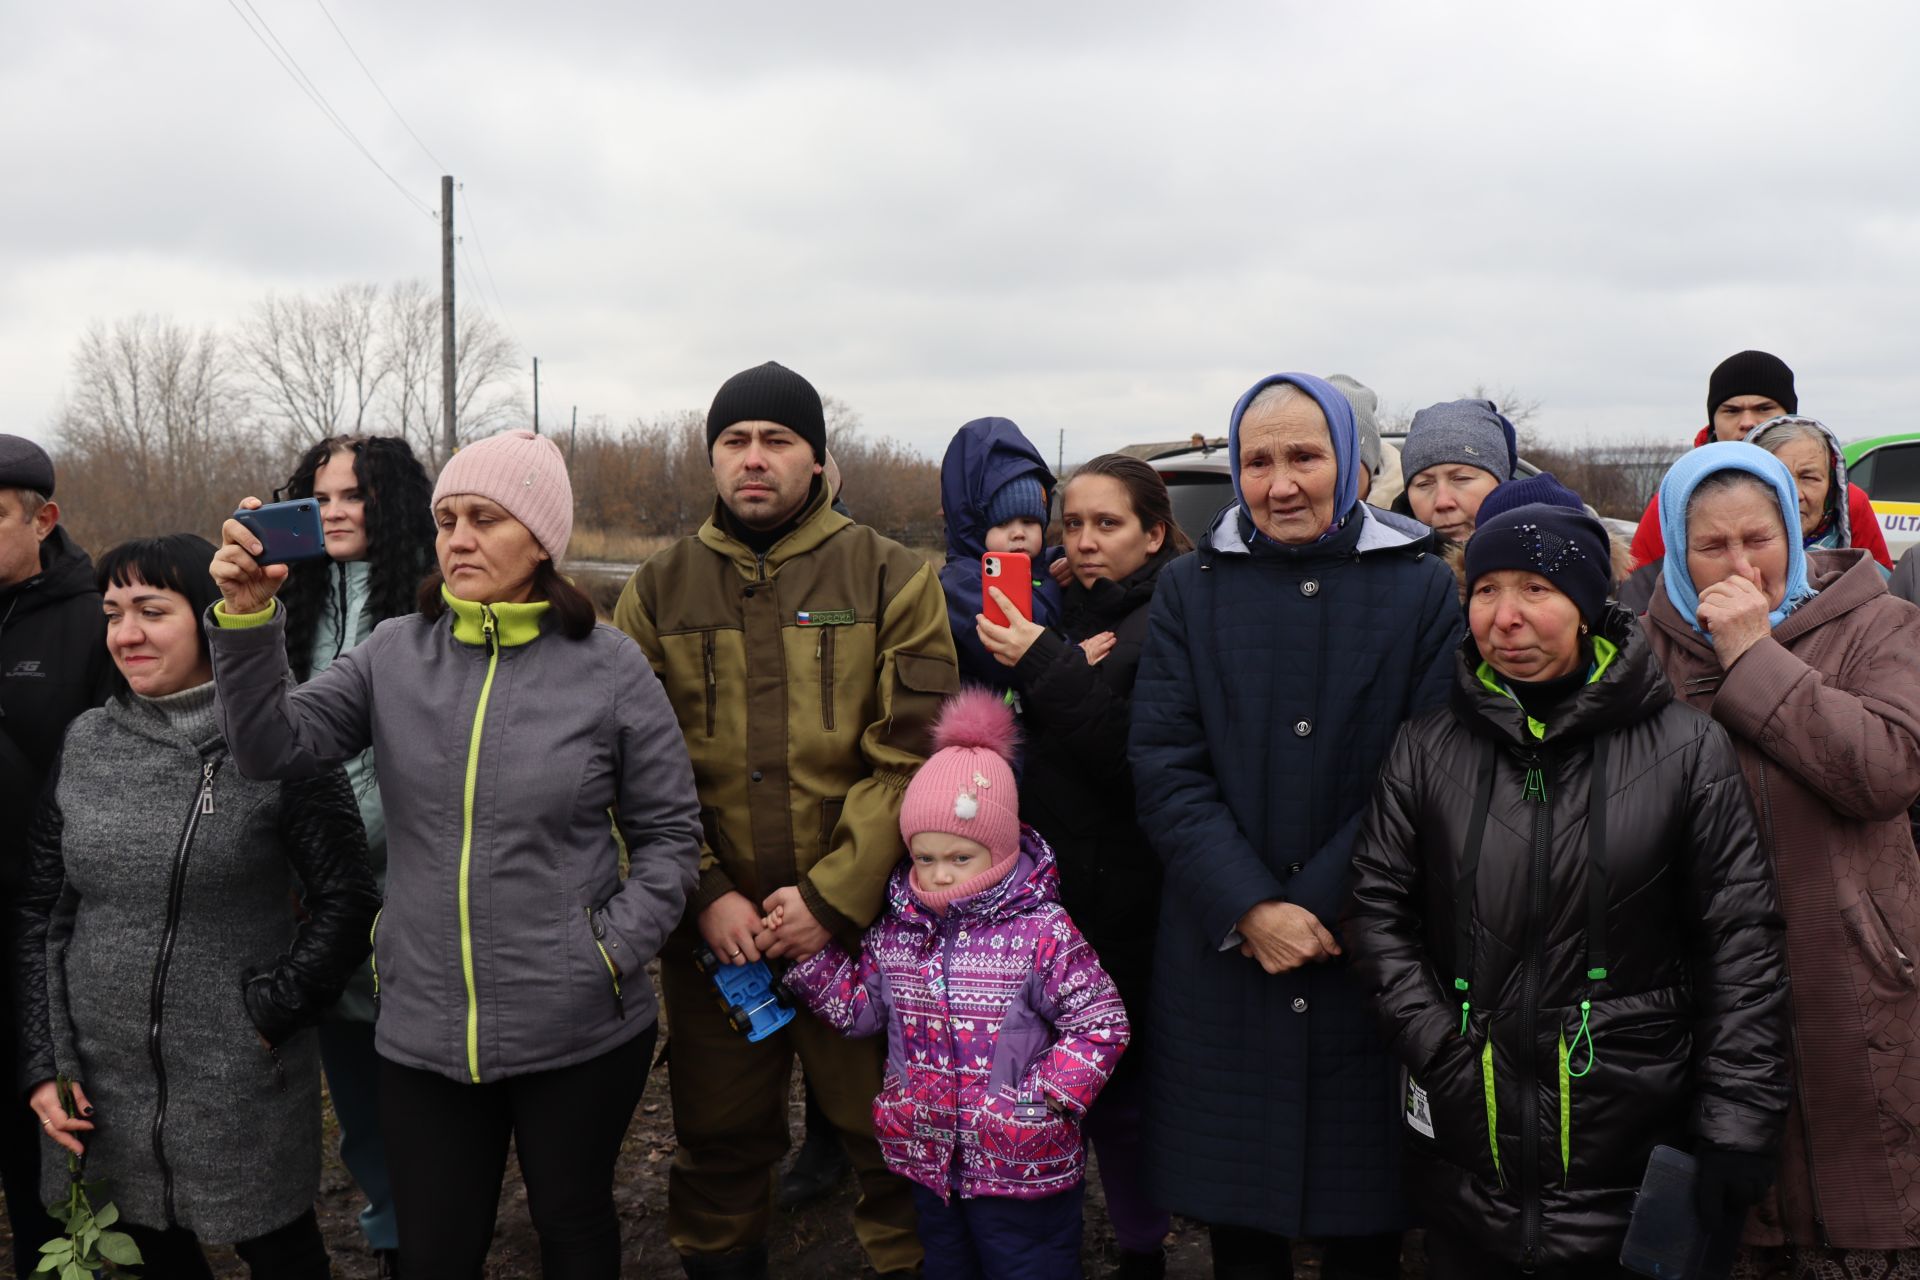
left=122, top=1208, right=330, bottom=1280
left=1081, top=1068, right=1169, bottom=1254
left=318, top=1019, right=398, bottom=1250
left=1209, top=1226, right=1402, bottom=1280
left=381, top=1022, right=657, bottom=1280
left=912, top=1182, right=1085, bottom=1280
left=1426, top=1228, right=1633, bottom=1280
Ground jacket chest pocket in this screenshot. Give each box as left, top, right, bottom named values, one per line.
left=816, top=626, right=836, bottom=732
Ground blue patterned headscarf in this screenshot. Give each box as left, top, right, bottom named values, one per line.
left=1658, top=441, right=1815, bottom=637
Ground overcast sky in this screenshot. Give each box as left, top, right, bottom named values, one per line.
left=4, top=2, right=1916, bottom=465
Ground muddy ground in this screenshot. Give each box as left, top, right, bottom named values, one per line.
left=3, top=1053, right=1363, bottom=1276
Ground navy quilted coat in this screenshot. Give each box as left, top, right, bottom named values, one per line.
left=1130, top=498, right=1463, bottom=1236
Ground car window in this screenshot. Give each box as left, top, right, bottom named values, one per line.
left=1856, top=443, right=1920, bottom=502
left=1161, top=472, right=1232, bottom=544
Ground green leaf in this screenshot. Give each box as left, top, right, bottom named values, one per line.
left=79, top=1225, right=98, bottom=1253
left=97, top=1231, right=142, bottom=1266
left=92, top=1203, right=117, bottom=1229
left=37, top=1240, right=71, bottom=1255
left=35, top=1253, right=62, bottom=1272
left=60, top=1260, right=86, bottom=1280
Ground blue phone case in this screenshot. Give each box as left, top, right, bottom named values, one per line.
left=234, top=499, right=328, bottom=566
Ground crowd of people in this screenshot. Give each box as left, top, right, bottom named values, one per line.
left=0, top=345, right=1915, bottom=1280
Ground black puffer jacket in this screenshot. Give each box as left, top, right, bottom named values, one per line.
left=1011, top=550, right=1176, bottom=1061
left=1348, top=610, right=1791, bottom=1269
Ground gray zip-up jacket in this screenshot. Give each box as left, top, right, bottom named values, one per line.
left=207, top=593, right=702, bottom=1084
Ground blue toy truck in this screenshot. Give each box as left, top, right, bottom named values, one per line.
left=692, top=946, right=796, bottom=1042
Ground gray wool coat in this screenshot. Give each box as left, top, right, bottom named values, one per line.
left=12, top=694, right=376, bottom=1242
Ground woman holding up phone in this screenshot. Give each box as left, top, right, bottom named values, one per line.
left=272, top=434, right=434, bottom=1275
left=973, top=454, right=1192, bottom=1279
left=206, top=430, right=702, bottom=1279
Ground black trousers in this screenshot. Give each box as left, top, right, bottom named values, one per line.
left=380, top=1021, right=658, bottom=1280
left=122, top=1208, right=330, bottom=1279
left=1209, top=1226, right=1402, bottom=1280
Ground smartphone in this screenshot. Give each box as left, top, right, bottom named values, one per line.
left=1618, top=1145, right=1743, bottom=1280
left=981, top=552, right=1033, bottom=627
left=233, top=499, right=328, bottom=566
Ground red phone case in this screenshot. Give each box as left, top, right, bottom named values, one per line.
left=981, top=552, right=1033, bottom=627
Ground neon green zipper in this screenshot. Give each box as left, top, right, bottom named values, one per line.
left=588, top=909, right=625, bottom=1019
left=458, top=608, right=502, bottom=1082
left=1482, top=1039, right=1505, bottom=1188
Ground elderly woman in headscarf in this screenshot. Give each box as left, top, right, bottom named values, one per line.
left=1745, top=415, right=1893, bottom=571
left=1130, top=373, right=1464, bottom=1280
left=1644, top=441, right=1920, bottom=1280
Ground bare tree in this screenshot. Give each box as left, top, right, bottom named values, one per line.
left=234, top=283, right=390, bottom=447
left=1463, top=384, right=1544, bottom=435
left=52, top=314, right=282, bottom=549
left=381, top=279, right=522, bottom=469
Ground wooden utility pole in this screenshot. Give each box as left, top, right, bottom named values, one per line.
left=532, top=357, right=540, bottom=433
left=440, top=175, right=457, bottom=462
left=569, top=405, right=577, bottom=460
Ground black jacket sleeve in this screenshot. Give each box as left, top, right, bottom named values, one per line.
left=1680, top=721, right=1793, bottom=1154
left=1347, top=723, right=1460, bottom=1078
left=11, top=758, right=77, bottom=1096
left=242, top=768, right=379, bottom=1047
left=1013, top=630, right=1135, bottom=784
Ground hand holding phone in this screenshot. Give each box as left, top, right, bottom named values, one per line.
left=211, top=497, right=311, bottom=616
left=980, top=552, right=1033, bottom=628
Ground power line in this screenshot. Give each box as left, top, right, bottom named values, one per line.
left=311, top=0, right=448, bottom=174
left=219, top=0, right=434, bottom=219
left=458, top=186, right=526, bottom=354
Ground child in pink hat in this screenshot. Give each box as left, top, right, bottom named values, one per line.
left=779, top=687, right=1129, bottom=1279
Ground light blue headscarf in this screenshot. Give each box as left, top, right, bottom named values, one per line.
left=1226, top=372, right=1361, bottom=544
left=1658, top=441, right=1816, bottom=637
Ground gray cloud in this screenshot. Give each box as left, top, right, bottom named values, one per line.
left=6, top=1, right=1919, bottom=472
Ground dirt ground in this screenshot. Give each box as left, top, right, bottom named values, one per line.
left=3, top=1055, right=1283, bottom=1277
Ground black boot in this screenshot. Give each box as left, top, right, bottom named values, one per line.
left=778, top=1082, right=851, bottom=1209
left=681, top=1245, right=770, bottom=1280
left=1114, top=1246, right=1166, bottom=1279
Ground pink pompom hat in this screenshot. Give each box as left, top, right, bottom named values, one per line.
left=899, top=687, right=1022, bottom=870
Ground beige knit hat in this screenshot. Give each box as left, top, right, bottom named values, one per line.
left=432, top=430, right=573, bottom=562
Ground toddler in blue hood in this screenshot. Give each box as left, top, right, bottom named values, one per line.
left=938, top=418, right=1064, bottom=693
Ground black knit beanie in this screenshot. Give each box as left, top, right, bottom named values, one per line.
left=1707, top=351, right=1797, bottom=418
left=1464, top=503, right=1612, bottom=628
left=706, top=362, right=827, bottom=460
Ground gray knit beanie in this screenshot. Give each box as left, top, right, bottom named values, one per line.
left=1327, top=375, right=1382, bottom=477
left=1402, top=399, right=1514, bottom=486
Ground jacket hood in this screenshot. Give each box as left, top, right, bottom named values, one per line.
left=1452, top=605, right=1674, bottom=747
left=939, top=418, right=1056, bottom=561
left=1746, top=415, right=1852, bottom=550
left=0, top=525, right=97, bottom=614
left=1226, top=373, right=1361, bottom=543
left=1202, top=498, right=1434, bottom=564
left=886, top=826, right=1059, bottom=931
left=697, top=477, right=850, bottom=574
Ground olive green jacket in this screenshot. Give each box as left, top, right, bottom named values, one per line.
left=614, top=486, right=958, bottom=941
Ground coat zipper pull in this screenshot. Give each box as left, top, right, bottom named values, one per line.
left=199, top=762, right=215, bottom=815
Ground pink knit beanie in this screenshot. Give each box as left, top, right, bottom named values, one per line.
left=432, top=430, right=574, bottom=562
left=899, top=688, right=1022, bottom=868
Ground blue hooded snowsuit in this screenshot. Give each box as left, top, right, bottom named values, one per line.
left=938, top=418, right=1064, bottom=692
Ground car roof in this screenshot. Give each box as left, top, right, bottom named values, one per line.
left=1843, top=432, right=1920, bottom=464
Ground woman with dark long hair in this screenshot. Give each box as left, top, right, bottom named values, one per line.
left=972, top=453, right=1192, bottom=1279
left=274, top=434, right=435, bottom=1274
